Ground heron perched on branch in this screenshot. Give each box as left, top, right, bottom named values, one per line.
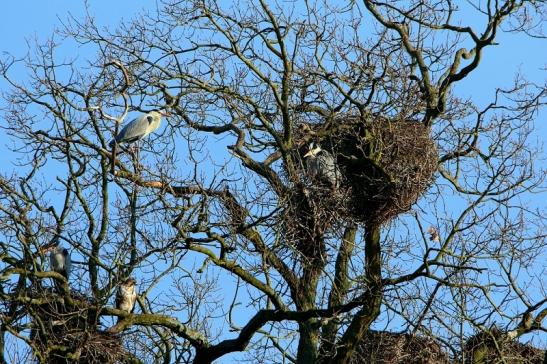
left=109, top=110, right=168, bottom=148
left=109, top=110, right=168, bottom=171
left=115, top=277, right=137, bottom=323
left=303, top=142, right=341, bottom=189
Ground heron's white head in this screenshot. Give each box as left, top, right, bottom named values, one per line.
left=147, top=110, right=169, bottom=124
left=303, top=142, right=322, bottom=158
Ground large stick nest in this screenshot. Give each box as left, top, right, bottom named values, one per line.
left=293, top=115, right=438, bottom=225
left=28, top=289, right=129, bottom=363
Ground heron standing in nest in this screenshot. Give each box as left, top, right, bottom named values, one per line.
left=303, top=141, right=342, bottom=190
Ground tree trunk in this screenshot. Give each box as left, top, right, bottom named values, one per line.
left=297, top=320, right=320, bottom=363
left=319, top=225, right=357, bottom=358
left=296, top=236, right=327, bottom=363
left=327, top=224, right=383, bottom=364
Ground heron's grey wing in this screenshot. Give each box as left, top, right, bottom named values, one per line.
left=63, top=249, right=71, bottom=279
left=49, top=252, right=56, bottom=271
left=110, top=117, right=137, bottom=147
left=50, top=251, right=64, bottom=271
left=114, top=116, right=148, bottom=144
left=318, top=153, right=341, bottom=187
left=306, top=157, right=321, bottom=179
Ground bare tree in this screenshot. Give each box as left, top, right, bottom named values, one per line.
left=0, top=0, right=545, bottom=363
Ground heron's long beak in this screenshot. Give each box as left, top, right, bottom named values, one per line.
left=303, top=146, right=321, bottom=158
left=159, top=110, right=171, bottom=117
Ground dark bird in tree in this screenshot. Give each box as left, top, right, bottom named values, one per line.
left=116, top=277, right=137, bottom=323
left=109, top=110, right=168, bottom=148
left=303, top=142, right=341, bottom=189
left=47, top=244, right=71, bottom=280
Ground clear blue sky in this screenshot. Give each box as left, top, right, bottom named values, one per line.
left=0, top=1, right=545, bottom=362
left=1, top=2, right=149, bottom=53
left=1, top=1, right=544, bottom=159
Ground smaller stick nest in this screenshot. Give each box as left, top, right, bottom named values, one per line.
left=351, top=330, right=449, bottom=363
left=279, top=186, right=352, bottom=258
left=297, top=115, right=438, bottom=225
left=29, top=289, right=128, bottom=363
left=464, top=330, right=545, bottom=364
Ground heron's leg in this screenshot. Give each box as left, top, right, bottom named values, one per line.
left=127, top=144, right=139, bottom=173
left=134, top=141, right=143, bottom=172
left=110, top=142, right=118, bottom=174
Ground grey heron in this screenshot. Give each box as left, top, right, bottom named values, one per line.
left=47, top=244, right=71, bottom=280
left=303, top=142, right=341, bottom=189
left=109, top=110, right=167, bottom=148
left=115, top=277, right=137, bottom=323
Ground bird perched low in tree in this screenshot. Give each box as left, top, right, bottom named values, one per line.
left=41, top=243, right=71, bottom=291
left=109, top=110, right=168, bottom=148
left=427, top=227, right=440, bottom=243
left=47, top=244, right=71, bottom=280
left=116, top=277, right=137, bottom=323
left=303, top=142, right=341, bottom=189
